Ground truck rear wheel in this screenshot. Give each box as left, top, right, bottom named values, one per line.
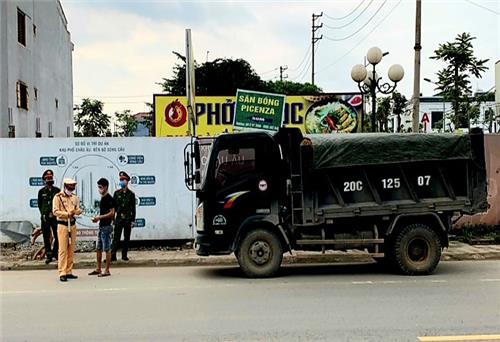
left=236, top=229, right=283, bottom=278
left=391, top=223, right=441, bottom=275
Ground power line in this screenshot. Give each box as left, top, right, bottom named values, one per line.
left=323, top=0, right=375, bottom=29
left=324, top=0, right=367, bottom=20
left=259, top=67, right=279, bottom=75
left=318, top=0, right=402, bottom=73
left=288, top=44, right=312, bottom=72
left=289, top=52, right=312, bottom=81
left=464, top=0, right=500, bottom=15
left=323, top=0, right=388, bottom=42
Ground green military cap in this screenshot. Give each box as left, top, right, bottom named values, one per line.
left=42, top=169, right=54, bottom=180
left=119, top=171, right=130, bottom=181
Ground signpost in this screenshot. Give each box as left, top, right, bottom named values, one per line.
left=421, top=112, right=430, bottom=133
left=233, top=89, right=286, bottom=131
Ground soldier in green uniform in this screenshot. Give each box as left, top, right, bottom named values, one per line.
left=38, top=170, right=60, bottom=264
left=111, top=171, right=136, bottom=261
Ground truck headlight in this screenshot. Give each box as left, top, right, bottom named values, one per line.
left=195, top=203, right=204, bottom=231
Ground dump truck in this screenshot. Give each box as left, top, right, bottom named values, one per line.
left=184, top=128, right=487, bottom=277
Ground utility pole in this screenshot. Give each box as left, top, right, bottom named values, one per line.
left=279, top=65, right=288, bottom=81
left=412, top=0, right=422, bottom=133
left=312, top=12, right=323, bottom=85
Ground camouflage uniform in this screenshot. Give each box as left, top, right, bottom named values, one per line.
left=111, top=182, right=136, bottom=260
left=38, top=170, right=60, bottom=262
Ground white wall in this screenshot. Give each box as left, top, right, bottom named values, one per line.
left=0, top=137, right=194, bottom=241
left=0, top=0, right=73, bottom=138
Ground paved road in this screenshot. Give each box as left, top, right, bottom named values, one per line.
left=1, top=261, right=499, bottom=342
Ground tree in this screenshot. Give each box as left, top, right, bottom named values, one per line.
left=159, top=52, right=321, bottom=96
left=430, top=33, right=489, bottom=129
left=114, top=110, right=138, bottom=137
left=263, top=80, right=321, bottom=95
left=159, top=53, right=263, bottom=95
left=74, top=98, right=110, bottom=137
left=143, top=102, right=154, bottom=136
left=391, top=91, right=408, bottom=133
left=376, top=96, right=392, bottom=132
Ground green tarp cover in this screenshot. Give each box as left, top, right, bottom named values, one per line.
left=308, top=133, right=472, bottom=169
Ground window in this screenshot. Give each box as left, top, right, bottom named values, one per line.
left=34, top=88, right=38, bottom=100
left=48, top=122, right=53, bottom=137
left=17, top=9, right=26, bottom=46
left=55, top=98, right=59, bottom=109
left=33, top=24, right=37, bottom=37
left=431, top=111, right=444, bottom=129
left=215, top=148, right=256, bottom=187
left=35, top=118, right=41, bottom=137
left=16, top=81, right=28, bottom=110
left=67, top=126, right=71, bottom=137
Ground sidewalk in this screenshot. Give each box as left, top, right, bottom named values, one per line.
left=1, top=241, right=500, bottom=271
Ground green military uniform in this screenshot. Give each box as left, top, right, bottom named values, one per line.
left=111, top=171, right=136, bottom=261
left=38, top=170, right=60, bottom=263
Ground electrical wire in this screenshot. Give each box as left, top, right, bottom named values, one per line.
left=288, top=44, right=312, bottom=72
left=289, top=52, right=312, bottom=81
left=323, top=0, right=388, bottom=42
left=324, top=0, right=367, bottom=20
left=323, top=0, right=375, bottom=29
left=259, top=67, right=279, bottom=75
left=318, top=0, right=402, bottom=73
left=464, top=0, right=500, bottom=15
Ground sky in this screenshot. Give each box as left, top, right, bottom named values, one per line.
left=61, top=0, right=500, bottom=116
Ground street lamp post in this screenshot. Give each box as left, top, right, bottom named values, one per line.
left=351, top=47, right=404, bottom=132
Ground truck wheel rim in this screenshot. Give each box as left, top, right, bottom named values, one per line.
left=407, top=237, right=430, bottom=263
left=249, top=241, right=271, bottom=265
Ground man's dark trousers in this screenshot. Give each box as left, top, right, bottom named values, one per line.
left=112, top=221, right=132, bottom=259
left=41, top=215, right=58, bottom=260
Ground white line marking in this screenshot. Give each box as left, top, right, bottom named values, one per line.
left=352, top=281, right=373, bottom=285
left=480, top=279, right=500, bottom=282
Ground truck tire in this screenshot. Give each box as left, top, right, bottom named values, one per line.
left=236, top=229, right=283, bottom=278
left=391, top=223, right=441, bottom=275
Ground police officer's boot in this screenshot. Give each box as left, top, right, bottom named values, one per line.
left=121, top=251, right=129, bottom=261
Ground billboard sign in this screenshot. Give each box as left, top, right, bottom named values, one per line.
left=154, top=93, right=363, bottom=137
left=233, top=89, right=286, bottom=131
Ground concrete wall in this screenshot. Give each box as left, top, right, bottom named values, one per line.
left=0, top=0, right=73, bottom=138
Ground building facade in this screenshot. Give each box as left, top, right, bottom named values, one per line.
left=397, top=95, right=497, bottom=133
left=0, top=0, right=73, bottom=138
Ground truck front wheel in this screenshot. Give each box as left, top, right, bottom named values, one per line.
left=391, top=223, right=441, bottom=275
left=236, top=229, right=283, bottom=278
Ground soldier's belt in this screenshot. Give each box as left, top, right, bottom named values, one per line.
left=57, top=219, right=75, bottom=226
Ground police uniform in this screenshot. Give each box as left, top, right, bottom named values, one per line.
left=53, top=178, right=82, bottom=281
left=38, top=170, right=60, bottom=263
left=111, top=171, right=136, bottom=261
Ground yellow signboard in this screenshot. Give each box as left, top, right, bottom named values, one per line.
left=153, top=94, right=363, bottom=137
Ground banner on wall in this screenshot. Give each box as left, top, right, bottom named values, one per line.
left=0, top=137, right=193, bottom=241
left=154, top=93, right=364, bottom=137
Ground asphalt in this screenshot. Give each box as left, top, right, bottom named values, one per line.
left=1, top=261, right=499, bottom=341
left=1, top=241, right=500, bottom=271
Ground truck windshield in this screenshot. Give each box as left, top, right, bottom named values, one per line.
left=215, top=148, right=256, bottom=187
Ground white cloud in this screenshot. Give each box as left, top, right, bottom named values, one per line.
left=63, top=0, right=499, bottom=117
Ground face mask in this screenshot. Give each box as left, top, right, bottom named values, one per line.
left=119, top=180, right=126, bottom=189
left=46, top=180, right=54, bottom=186
left=64, top=189, right=73, bottom=196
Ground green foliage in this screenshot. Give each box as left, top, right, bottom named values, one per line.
left=262, top=80, right=322, bottom=95
left=143, top=102, right=154, bottom=136
left=430, top=33, right=489, bottom=128
left=74, top=98, right=111, bottom=137
left=114, top=110, right=138, bottom=137
left=159, top=52, right=321, bottom=96
left=376, top=96, right=391, bottom=132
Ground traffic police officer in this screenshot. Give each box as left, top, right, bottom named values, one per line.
left=53, top=178, right=82, bottom=282
left=38, top=170, right=60, bottom=264
left=111, top=171, right=136, bottom=261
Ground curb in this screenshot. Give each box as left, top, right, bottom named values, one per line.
left=2, top=251, right=500, bottom=271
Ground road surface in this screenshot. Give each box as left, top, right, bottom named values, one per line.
left=1, top=261, right=499, bottom=341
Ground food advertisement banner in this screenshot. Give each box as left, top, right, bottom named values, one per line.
left=154, top=93, right=363, bottom=137
left=234, top=89, right=286, bottom=131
